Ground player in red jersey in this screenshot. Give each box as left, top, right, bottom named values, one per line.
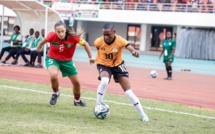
left=37, top=21, right=95, bottom=106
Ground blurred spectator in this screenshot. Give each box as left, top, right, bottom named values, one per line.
left=0, top=25, right=22, bottom=64
left=34, top=29, right=47, bottom=68
left=192, top=0, right=198, bottom=12
left=10, top=28, right=35, bottom=65
left=28, top=31, right=43, bottom=67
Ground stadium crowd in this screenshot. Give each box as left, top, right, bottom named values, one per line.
left=47, top=0, right=215, bottom=5
left=43, top=0, right=215, bottom=13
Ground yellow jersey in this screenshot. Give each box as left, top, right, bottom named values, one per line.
left=94, top=34, right=129, bottom=67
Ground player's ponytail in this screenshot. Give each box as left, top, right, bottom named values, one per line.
left=54, top=20, right=84, bottom=38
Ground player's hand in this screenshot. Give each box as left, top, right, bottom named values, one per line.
left=132, top=49, right=139, bottom=58
left=24, top=48, right=30, bottom=52
left=89, top=57, right=95, bottom=65
left=37, top=47, right=42, bottom=52
left=168, top=55, right=172, bottom=60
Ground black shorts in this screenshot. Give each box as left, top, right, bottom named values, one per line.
left=97, top=61, right=129, bottom=83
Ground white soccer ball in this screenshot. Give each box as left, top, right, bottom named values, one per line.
left=94, top=102, right=110, bottom=119
left=150, top=70, right=158, bottom=78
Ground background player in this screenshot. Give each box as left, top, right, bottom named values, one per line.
left=37, top=21, right=95, bottom=106
left=10, top=28, right=35, bottom=65
left=0, top=25, right=22, bottom=64
left=159, top=31, right=176, bottom=80
left=94, top=23, right=149, bottom=122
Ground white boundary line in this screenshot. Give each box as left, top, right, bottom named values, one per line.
left=1, top=85, right=215, bottom=120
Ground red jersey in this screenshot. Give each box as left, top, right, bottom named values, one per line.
left=46, top=32, right=84, bottom=61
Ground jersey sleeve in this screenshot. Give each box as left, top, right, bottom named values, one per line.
left=77, top=38, right=85, bottom=46
left=94, top=38, right=100, bottom=48
left=172, top=40, right=176, bottom=48
left=72, top=36, right=85, bottom=46
left=120, top=37, right=129, bottom=47
left=46, top=32, right=55, bottom=42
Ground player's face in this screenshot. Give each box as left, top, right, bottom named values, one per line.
left=166, top=32, right=172, bottom=39
left=41, top=29, right=45, bottom=37
left=14, top=28, right=19, bottom=33
left=55, top=25, right=66, bottom=40
left=103, top=29, right=115, bottom=43
left=30, top=29, right=34, bottom=35
left=35, top=32, right=39, bottom=38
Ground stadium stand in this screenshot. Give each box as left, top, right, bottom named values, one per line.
left=42, top=0, right=215, bottom=13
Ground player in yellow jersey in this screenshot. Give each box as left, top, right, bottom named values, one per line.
left=94, top=23, right=149, bottom=122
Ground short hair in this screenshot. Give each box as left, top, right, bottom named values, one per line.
left=14, top=25, right=20, bottom=31
left=35, top=31, right=40, bottom=34
left=103, top=23, right=114, bottom=30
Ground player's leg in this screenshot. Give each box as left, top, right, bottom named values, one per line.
left=167, top=62, right=172, bottom=80
left=118, top=76, right=149, bottom=122
left=164, top=55, right=174, bottom=80
left=0, top=46, right=11, bottom=61
left=60, top=60, right=86, bottom=106
left=68, top=75, right=86, bottom=107
left=20, top=49, right=31, bottom=66
left=96, top=64, right=111, bottom=104
left=35, top=51, right=43, bottom=68
left=30, top=50, right=37, bottom=66
left=46, top=57, right=60, bottom=105
left=3, top=48, right=18, bottom=63
left=11, top=48, right=23, bottom=64
left=164, top=62, right=169, bottom=79
left=114, top=61, right=148, bottom=121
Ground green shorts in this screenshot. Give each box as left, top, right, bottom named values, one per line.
left=46, top=56, right=78, bottom=77
left=163, top=56, right=174, bottom=63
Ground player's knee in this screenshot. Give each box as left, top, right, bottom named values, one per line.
left=73, top=81, right=80, bottom=88
left=101, top=77, right=109, bottom=86
left=50, top=74, right=58, bottom=82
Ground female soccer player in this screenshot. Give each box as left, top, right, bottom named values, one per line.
left=94, top=23, right=149, bottom=122
left=37, top=21, right=95, bottom=106
left=159, top=31, right=176, bottom=80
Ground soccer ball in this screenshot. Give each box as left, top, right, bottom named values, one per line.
left=150, top=70, right=158, bottom=78
left=94, top=102, right=110, bottom=119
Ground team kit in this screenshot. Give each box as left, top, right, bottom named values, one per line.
left=36, top=22, right=174, bottom=122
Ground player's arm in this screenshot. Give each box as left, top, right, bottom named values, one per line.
left=169, top=41, right=176, bottom=59
left=94, top=39, right=100, bottom=50
left=159, top=40, right=165, bottom=59
left=13, top=40, right=21, bottom=44
left=78, top=39, right=95, bottom=65
left=125, top=43, right=139, bottom=58
left=37, top=39, right=48, bottom=52
left=12, top=34, right=22, bottom=45
left=159, top=47, right=164, bottom=59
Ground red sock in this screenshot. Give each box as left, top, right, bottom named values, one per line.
left=74, top=93, right=80, bottom=101
left=52, top=86, right=59, bottom=93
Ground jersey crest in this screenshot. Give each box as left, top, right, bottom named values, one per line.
left=113, top=47, right=118, bottom=52
left=66, top=44, right=73, bottom=48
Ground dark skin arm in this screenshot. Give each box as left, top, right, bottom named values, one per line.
left=159, top=48, right=164, bottom=59
left=126, top=44, right=139, bottom=58
left=9, top=40, right=21, bottom=45
left=168, top=48, right=175, bottom=60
